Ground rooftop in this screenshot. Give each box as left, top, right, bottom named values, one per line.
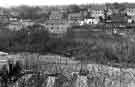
left=45, top=20, right=68, bottom=25
left=124, top=3, right=135, bottom=8
left=90, top=4, right=106, bottom=10
left=68, top=12, right=82, bottom=16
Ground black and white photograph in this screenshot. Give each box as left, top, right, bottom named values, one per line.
left=1, top=0, right=135, bottom=87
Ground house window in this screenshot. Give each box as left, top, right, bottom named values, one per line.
left=51, top=27, right=53, bottom=30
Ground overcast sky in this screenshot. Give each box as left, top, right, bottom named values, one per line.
left=0, top=0, right=135, bottom=7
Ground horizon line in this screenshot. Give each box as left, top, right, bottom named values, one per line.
left=0, top=2, right=135, bottom=8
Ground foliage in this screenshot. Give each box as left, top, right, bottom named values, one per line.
left=67, top=5, right=81, bottom=13
left=10, top=5, right=49, bottom=21
left=0, top=28, right=49, bottom=53
left=1, top=25, right=135, bottom=67
left=0, top=60, right=23, bottom=87
left=0, top=27, right=77, bottom=54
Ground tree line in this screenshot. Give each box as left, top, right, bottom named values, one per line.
left=0, top=26, right=77, bottom=55
left=0, top=25, right=135, bottom=66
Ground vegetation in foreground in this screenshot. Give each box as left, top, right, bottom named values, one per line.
left=0, top=24, right=135, bottom=67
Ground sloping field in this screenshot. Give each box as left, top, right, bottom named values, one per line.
left=5, top=53, right=135, bottom=87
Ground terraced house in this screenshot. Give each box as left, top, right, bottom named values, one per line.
left=125, top=3, right=135, bottom=16
left=45, top=10, right=70, bottom=34
left=88, top=4, right=106, bottom=18
left=49, top=11, right=64, bottom=20
left=44, top=20, right=70, bottom=34
left=68, top=12, right=83, bottom=25
left=124, top=3, right=135, bottom=23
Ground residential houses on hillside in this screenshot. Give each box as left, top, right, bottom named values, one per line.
left=88, top=5, right=106, bottom=18
left=68, top=12, right=83, bottom=25
left=80, top=17, right=100, bottom=25
left=49, top=11, right=64, bottom=20
left=0, top=14, right=35, bottom=31
left=44, top=20, right=70, bottom=34
left=104, top=4, right=128, bottom=24
left=1, top=3, right=135, bottom=32
left=0, top=15, right=9, bottom=24
left=124, top=3, right=135, bottom=23
left=7, top=18, right=35, bottom=31
left=44, top=10, right=70, bottom=34
left=125, top=4, right=135, bottom=16
left=78, top=4, right=107, bottom=25
left=20, top=19, right=35, bottom=27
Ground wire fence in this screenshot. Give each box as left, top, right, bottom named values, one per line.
left=1, top=53, right=135, bottom=87
left=6, top=63, right=135, bottom=87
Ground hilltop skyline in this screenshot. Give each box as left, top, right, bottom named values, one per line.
left=0, top=0, right=135, bottom=7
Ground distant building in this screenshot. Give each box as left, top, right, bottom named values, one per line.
left=49, top=11, right=64, bottom=20
left=39, top=6, right=50, bottom=14
left=45, top=10, right=71, bottom=34
left=131, top=16, right=135, bottom=22
left=9, top=16, right=20, bottom=21
left=44, top=20, right=70, bottom=34
left=106, top=9, right=113, bottom=16
left=68, top=12, right=82, bottom=21
left=8, top=21, right=23, bottom=31
left=9, top=10, right=20, bottom=17
left=68, top=12, right=83, bottom=25
left=125, top=3, right=135, bottom=16
left=20, top=19, right=35, bottom=27
left=128, top=18, right=133, bottom=23
left=84, top=18, right=99, bottom=24
left=80, top=9, right=89, bottom=19
left=79, top=17, right=99, bottom=25
left=57, top=6, right=68, bottom=13
left=128, top=16, right=135, bottom=23
left=88, top=5, right=106, bottom=18
left=108, top=15, right=128, bottom=24
left=0, top=15, right=9, bottom=24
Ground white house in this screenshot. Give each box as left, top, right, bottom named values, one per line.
left=84, top=18, right=99, bottom=24
left=79, top=18, right=99, bottom=25
left=125, top=3, right=135, bottom=16
left=0, top=52, right=8, bottom=70
left=128, top=19, right=133, bottom=23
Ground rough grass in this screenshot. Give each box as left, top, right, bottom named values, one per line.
left=12, top=53, right=135, bottom=87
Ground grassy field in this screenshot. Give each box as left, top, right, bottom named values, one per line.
left=1, top=27, right=135, bottom=87
left=68, top=28, right=135, bottom=67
